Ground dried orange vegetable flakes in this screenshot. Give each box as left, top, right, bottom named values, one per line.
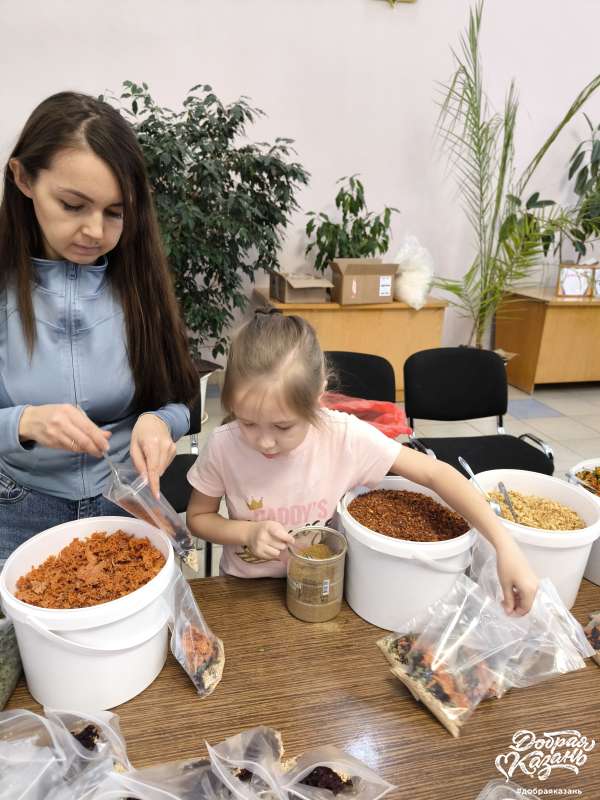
left=15, top=530, right=165, bottom=609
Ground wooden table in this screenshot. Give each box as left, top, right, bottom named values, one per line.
left=496, top=288, right=600, bottom=393
left=254, top=288, right=447, bottom=401
left=8, top=577, right=600, bottom=799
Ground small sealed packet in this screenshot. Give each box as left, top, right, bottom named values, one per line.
left=207, top=726, right=284, bottom=800
left=103, top=464, right=201, bottom=571
left=169, top=571, right=225, bottom=697
left=280, top=745, right=395, bottom=800
left=584, top=610, right=600, bottom=666
left=474, top=778, right=523, bottom=799
left=378, top=575, right=521, bottom=737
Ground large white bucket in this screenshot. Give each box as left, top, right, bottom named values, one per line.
left=0, top=517, right=175, bottom=711
left=474, top=470, right=600, bottom=608
left=566, top=458, right=600, bottom=586
left=338, top=477, right=477, bottom=630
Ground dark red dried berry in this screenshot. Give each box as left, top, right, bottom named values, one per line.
left=301, top=766, right=352, bottom=795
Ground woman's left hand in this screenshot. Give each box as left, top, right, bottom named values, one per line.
left=496, top=537, right=539, bottom=616
left=130, top=414, right=177, bottom=499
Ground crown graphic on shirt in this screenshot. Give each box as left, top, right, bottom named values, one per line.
left=246, top=497, right=264, bottom=511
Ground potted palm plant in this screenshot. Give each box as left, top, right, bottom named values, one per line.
left=435, top=1, right=600, bottom=348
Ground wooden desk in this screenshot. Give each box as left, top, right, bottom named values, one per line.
left=254, top=289, right=447, bottom=401
left=8, top=577, right=600, bottom=799
left=496, top=288, right=600, bottom=393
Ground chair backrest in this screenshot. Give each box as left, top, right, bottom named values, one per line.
left=403, top=347, right=508, bottom=422
left=325, top=351, right=396, bottom=402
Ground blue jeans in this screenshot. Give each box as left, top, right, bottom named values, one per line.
left=0, top=469, right=131, bottom=561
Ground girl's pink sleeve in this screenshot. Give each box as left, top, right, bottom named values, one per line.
left=186, top=432, right=226, bottom=497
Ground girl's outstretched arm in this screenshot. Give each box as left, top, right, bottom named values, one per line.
left=390, top=446, right=538, bottom=615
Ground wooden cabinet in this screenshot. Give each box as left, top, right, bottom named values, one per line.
left=495, top=288, right=600, bottom=393
left=254, top=289, right=447, bottom=401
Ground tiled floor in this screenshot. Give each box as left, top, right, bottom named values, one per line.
left=178, top=381, right=600, bottom=576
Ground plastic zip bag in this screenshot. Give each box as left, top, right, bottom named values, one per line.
left=378, top=575, right=522, bottom=737
left=584, top=609, right=600, bottom=666
left=103, top=464, right=200, bottom=571
left=44, top=708, right=131, bottom=773
left=169, top=571, right=225, bottom=697
left=206, top=726, right=285, bottom=800
left=320, top=393, right=411, bottom=439
left=472, top=538, right=594, bottom=686
left=474, top=778, right=523, bottom=799
left=0, top=612, right=21, bottom=710
left=280, top=745, right=395, bottom=800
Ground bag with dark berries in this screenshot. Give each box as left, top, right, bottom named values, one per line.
left=585, top=610, right=600, bottom=666
left=169, top=571, right=225, bottom=697
left=378, top=575, right=522, bottom=737
left=279, top=745, right=395, bottom=800
left=206, top=726, right=284, bottom=800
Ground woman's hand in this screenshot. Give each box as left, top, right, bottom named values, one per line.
left=245, top=521, right=295, bottom=561
left=495, top=537, right=539, bottom=615
left=130, top=414, right=176, bottom=498
left=19, top=404, right=110, bottom=457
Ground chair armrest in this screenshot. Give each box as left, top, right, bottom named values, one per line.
left=406, top=436, right=437, bottom=458
left=518, top=432, right=554, bottom=460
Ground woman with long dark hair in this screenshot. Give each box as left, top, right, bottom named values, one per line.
left=0, top=91, right=198, bottom=560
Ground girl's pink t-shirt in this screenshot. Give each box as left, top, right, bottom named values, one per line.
left=187, top=409, right=402, bottom=578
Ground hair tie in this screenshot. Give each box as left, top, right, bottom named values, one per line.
left=254, top=307, right=281, bottom=317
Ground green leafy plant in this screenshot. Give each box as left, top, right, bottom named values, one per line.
left=435, top=2, right=600, bottom=347
left=305, top=175, right=397, bottom=272
left=109, top=81, right=309, bottom=359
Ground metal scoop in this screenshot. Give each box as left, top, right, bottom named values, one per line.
left=458, top=456, right=502, bottom=517
left=498, top=481, right=519, bottom=523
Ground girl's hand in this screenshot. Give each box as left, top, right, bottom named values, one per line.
left=246, top=521, right=295, bottom=561
left=130, top=414, right=176, bottom=499
left=19, top=404, right=110, bottom=457
left=496, top=537, right=539, bottom=615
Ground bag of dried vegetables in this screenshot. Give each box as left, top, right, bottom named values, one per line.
left=585, top=609, right=600, bottom=666
left=0, top=610, right=21, bottom=709
left=279, top=745, right=395, bottom=800
left=168, top=570, right=225, bottom=697
left=378, top=575, right=523, bottom=737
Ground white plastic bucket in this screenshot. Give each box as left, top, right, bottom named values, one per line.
left=0, top=517, right=175, bottom=711
left=474, top=469, right=600, bottom=608
left=566, top=458, right=600, bottom=586
left=338, top=477, right=477, bottom=630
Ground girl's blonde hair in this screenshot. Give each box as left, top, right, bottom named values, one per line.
left=222, top=310, right=328, bottom=424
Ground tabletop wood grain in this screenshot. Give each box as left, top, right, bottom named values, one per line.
left=7, top=577, right=600, bottom=799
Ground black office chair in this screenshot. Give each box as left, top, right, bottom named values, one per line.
left=325, top=351, right=396, bottom=402
left=403, top=347, right=554, bottom=476
left=161, top=394, right=212, bottom=576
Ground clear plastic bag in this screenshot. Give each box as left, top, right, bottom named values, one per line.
left=103, top=464, right=200, bottom=571
left=280, top=745, right=395, bottom=800
left=0, top=708, right=129, bottom=800
left=95, top=757, right=233, bottom=800
left=378, top=575, right=523, bottom=737
left=393, top=234, right=434, bottom=309
left=584, top=609, right=600, bottom=666
left=169, top=571, right=225, bottom=697
left=474, top=779, right=523, bottom=800
left=206, top=726, right=284, bottom=800
left=472, top=539, right=594, bottom=686
left=320, top=393, right=411, bottom=439
left=0, top=613, right=22, bottom=709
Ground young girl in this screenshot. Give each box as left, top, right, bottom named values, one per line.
left=0, top=92, right=197, bottom=560
left=187, top=311, right=538, bottom=615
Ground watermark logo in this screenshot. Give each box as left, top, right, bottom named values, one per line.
left=495, top=730, right=596, bottom=782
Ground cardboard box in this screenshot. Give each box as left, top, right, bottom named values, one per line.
left=269, top=271, right=333, bottom=304
left=330, top=259, right=397, bottom=305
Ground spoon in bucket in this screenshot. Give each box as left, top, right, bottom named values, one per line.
left=458, top=456, right=502, bottom=517
left=498, top=481, right=519, bottom=523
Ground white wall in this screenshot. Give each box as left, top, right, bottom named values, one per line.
left=2, top=0, right=599, bottom=348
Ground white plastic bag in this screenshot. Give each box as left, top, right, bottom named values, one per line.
left=393, top=235, right=434, bottom=309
